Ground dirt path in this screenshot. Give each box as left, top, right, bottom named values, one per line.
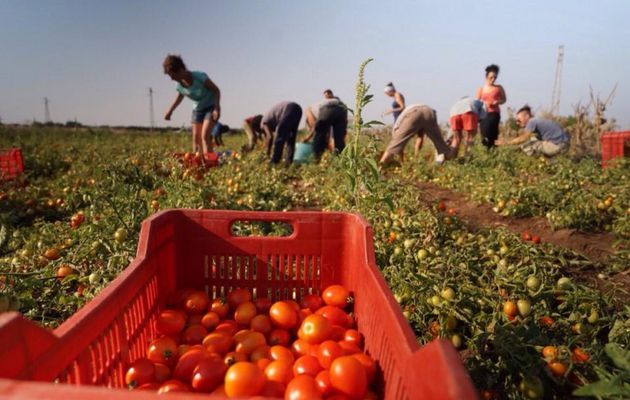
left=413, top=181, right=617, bottom=261
left=413, top=181, right=630, bottom=302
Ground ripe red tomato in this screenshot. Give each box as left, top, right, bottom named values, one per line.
left=315, top=370, right=334, bottom=396
left=184, top=290, right=209, bottom=314
left=191, top=357, right=227, bottom=392
left=264, top=359, right=294, bottom=384
left=234, top=301, right=257, bottom=325
left=234, top=331, right=266, bottom=355
left=156, top=309, right=186, bottom=336
left=227, top=288, right=252, bottom=309
left=531, top=235, right=541, bottom=244
left=147, top=336, right=178, bottom=366
left=153, top=363, right=170, bottom=383
left=317, top=340, right=344, bottom=369
left=338, top=340, right=362, bottom=355
left=255, top=297, right=273, bottom=313
left=322, top=285, right=351, bottom=308
left=269, top=345, right=295, bottom=364
left=250, top=314, right=273, bottom=335
left=223, top=351, right=248, bottom=367
left=173, top=347, right=214, bottom=382
left=200, top=311, right=220, bottom=330
left=503, top=301, right=518, bottom=317
left=572, top=347, right=590, bottom=363
left=268, top=329, right=291, bottom=346
left=329, top=356, right=368, bottom=399
left=125, top=358, right=155, bottom=388
left=215, top=319, right=239, bottom=337
left=300, top=294, right=324, bottom=313
left=352, top=353, right=376, bottom=384
left=210, top=299, right=229, bottom=319
left=269, top=301, right=298, bottom=329
left=344, top=329, right=363, bottom=348
left=298, top=314, right=332, bottom=344
left=182, top=324, right=207, bottom=344
left=293, top=355, right=322, bottom=377
left=291, top=339, right=311, bottom=358
left=316, top=305, right=351, bottom=328
left=157, top=379, right=190, bottom=394
left=224, top=362, right=266, bottom=397
left=521, top=231, right=532, bottom=241
left=202, top=331, right=233, bottom=355
left=285, top=375, right=323, bottom=400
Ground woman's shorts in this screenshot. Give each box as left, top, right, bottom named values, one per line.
left=191, top=105, right=215, bottom=124
left=449, top=112, right=478, bottom=132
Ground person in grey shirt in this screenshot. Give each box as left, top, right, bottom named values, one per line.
left=496, top=105, right=569, bottom=157
left=261, top=101, right=303, bottom=164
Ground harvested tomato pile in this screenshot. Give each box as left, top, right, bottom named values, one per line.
left=126, top=285, right=377, bottom=399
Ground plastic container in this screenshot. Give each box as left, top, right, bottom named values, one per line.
left=293, top=142, right=314, bottom=164
left=0, top=148, right=24, bottom=180
left=601, top=131, right=630, bottom=167
left=0, top=210, right=477, bottom=399
left=172, top=151, right=219, bottom=168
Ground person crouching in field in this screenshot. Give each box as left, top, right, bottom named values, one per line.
left=262, top=102, right=303, bottom=165
left=496, top=105, right=569, bottom=157
left=163, top=54, right=221, bottom=157
left=448, top=97, right=486, bottom=157
left=380, top=104, right=454, bottom=165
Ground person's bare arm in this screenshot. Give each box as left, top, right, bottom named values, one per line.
left=204, top=78, right=221, bottom=121
left=496, top=130, right=531, bottom=146
left=498, top=85, right=507, bottom=105
left=165, top=93, right=184, bottom=120
left=394, top=92, right=406, bottom=112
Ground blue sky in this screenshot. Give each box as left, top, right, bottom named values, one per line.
left=0, top=0, right=628, bottom=129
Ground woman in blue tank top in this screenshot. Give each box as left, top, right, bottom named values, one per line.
left=383, top=82, right=406, bottom=122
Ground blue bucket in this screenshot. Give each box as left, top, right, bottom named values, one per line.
left=294, top=142, right=314, bottom=164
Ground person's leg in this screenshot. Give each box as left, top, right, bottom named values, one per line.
left=380, top=107, right=420, bottom=164
left=191, top=123, right=204, bottom=153
left=481, top=112, right=500, bottom=149
left=414, top=136, right=424, bottom=157
left=540, top=141, right=566, bottom=157
left=313, top=119, right=332, bottom=159
left=265, top=131, right=274, bottom=157
left=420, top=107, right=452, bottom=159
left=331, top=107, right=347, bottom=154
left=520, top=138, right=542, bottom=156
left=284, top=108, right=302, bottom=164
left=270, top=126, right=287, bottom=164
left=201, top=117, right=215, bottom=154
left=463, top=130, right=476, bottom=155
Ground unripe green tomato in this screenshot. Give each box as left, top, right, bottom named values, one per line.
left=519, top=377, right=544, bottom=399
left=393, top=247, right=402, bottom=256
left=526, top=276, right=541, bottom=291
left=403, top=239, right=415, bottom=249
left=499, top=246, right=509, bottom=255
left=417, top=249, right=428, bottom=260
left=517, top=299, right=532, bottom=316
left=114, top=228, right=127, bottom=243
left=441, top=287, right=455, bottom=301
left=88, top=272, right=100, bottom=285
left=587, top=310, right=599, bottom=324
left=431, top=295, right=442, bottom=307
left=557, top=277, right=572, bottom=290
left=451, top=334, right=462, bottom=349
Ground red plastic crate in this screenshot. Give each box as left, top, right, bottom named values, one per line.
left=0, top=148, right=23, bottom=180
left=172, top=152, right=220, bottom=168
left=601, top=131, right=630, bottom=167
left=0, top=210, right=477, bottom=399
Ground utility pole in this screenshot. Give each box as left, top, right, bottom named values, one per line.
left=148, top=87, right=155, bottom=133
left=44, top=97, right=51, bottom=123
left=550, top=45, right=564, bottom=115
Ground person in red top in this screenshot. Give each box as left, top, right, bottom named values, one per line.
left=476, top=64, right=506, bottom=149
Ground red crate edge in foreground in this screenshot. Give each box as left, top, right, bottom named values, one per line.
left=601, top=131, right=630, bottom=167
left=0, top=148, right=24, bottom=180
left=0, top=210, right=477, bottom=400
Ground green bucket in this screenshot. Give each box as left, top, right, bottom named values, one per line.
left=294, top=142, right=314, bottom=164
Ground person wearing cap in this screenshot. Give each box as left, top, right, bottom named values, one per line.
left=380, top=104, right=455, bottom=165
left=261, top=101, right=303, bottom=164
left=242, top=114, right=264, bottom=152
left=496, top=105, right=569, bottom=157
left=448, top=97, right=486, bottom=156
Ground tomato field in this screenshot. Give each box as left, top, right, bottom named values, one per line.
left=1, top=119, right=629, bottom=399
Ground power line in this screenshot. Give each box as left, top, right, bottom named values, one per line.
left=550, top=45, right=564, bottom=115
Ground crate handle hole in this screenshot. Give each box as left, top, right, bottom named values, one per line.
left=230, top=220, right=294, bottom=237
